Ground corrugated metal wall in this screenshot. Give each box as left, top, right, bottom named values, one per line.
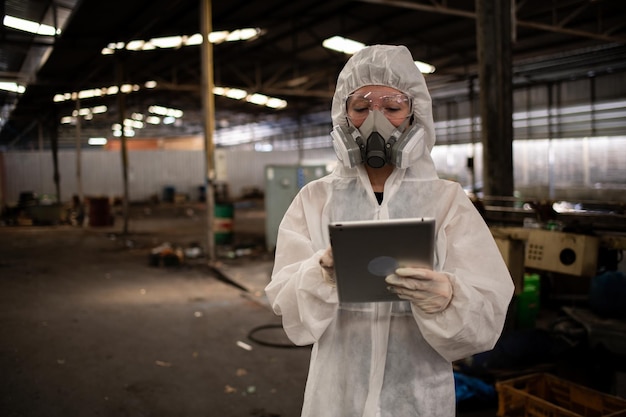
left=1, top=137, right=624, bottom=205
left=432, top=72, right=626, bottom=144
left=1, top=147, right=336, bottom=205
left=430, top=137, right=626, bottom=201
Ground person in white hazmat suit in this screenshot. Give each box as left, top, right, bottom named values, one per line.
left=265, top=44, right=514, bottom=417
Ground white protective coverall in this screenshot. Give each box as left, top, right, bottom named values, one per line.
left=265, top=45, right=515, bottom=417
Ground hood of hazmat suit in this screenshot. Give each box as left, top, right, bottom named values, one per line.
left=330, top=44, right=437, bottom=173
left=265, top=45, right=514, bottom=417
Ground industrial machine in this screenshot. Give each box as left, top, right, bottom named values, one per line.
left=524, top=229, right=600, bottom=277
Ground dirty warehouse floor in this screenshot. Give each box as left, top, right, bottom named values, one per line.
left=1, top=203, right=499, bottom=417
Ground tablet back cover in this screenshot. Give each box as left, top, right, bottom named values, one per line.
left=328, top=218, right=435, bottom=303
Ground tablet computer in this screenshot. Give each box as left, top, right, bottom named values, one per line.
left=328, top=217, right=435, bottom=303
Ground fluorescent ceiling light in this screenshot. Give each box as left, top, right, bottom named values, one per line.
left=53, top=82, right=285, bottom=113
left=77, top=88, right=103, bottom=99
left=213, top=86, right=287, bottom=109
left=266, top=98, right=288, bottom=109
left=3, top=15, right=59, bottom=36
left=322, top=36, right=365, bottom=54
left=0, top=82, right=26, bottom=94
left=226, top=28, right=259, bottom=42
left=415, top=60, right=436, bottom=74
left=92, top=105, right=108, bottom=114
left=246, top=93, right=269, bottom=106
left=148, top=105, right=167, bottom=115
left=88, top=137, right=108, bottom=146
left=113, top=126, right=136, bottom=137
left=322, top=36, right=436, bottom=73
left=151, top=36, right=183, bottom=49
left=186, top=34, right=203, bottom=45
left=225, top=88, right=248, bottom=100
left=74, top=108, right=91, bottom=116
left=102, top=28, right=261, bottom=54
left=208, top=31, right=229, bottom=44
left=149, top=105, right=183, bottom=118
left=53, top=93, right=69, bottom=102
left=121, top=84, right=139, bottom=93
left=61, top=105, right=108, bottom=123
left=126, top=40, right=145, bottom=51
left=141, top=42, right=156, bottom=51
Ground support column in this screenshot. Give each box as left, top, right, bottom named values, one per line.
left=201, top=0, right=216, bottom=262
left=50, top=109, right=61, bottom=203
left=475, top=0, right=514, bottom=197
left=116, top=58, right=130, bottom=234
left=75, top=98, right=83, bottom=201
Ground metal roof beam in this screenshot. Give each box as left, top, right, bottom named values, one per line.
left=356, top=0, right=626, bottom=44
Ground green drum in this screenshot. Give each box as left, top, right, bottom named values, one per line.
left=214, top=203, right=234, bottom=244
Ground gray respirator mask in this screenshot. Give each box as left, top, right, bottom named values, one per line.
left=331, top=110, right=425, bottom=169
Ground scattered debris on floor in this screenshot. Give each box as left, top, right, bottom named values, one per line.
left=155, top=360, right=172, bottom=368
left=148, top=242, right=186, bottom=267
left=148, top=241, right=266, bottom=267
left=237, top=340, right=253, bottom=351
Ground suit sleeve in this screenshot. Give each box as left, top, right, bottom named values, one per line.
left=412, top=190, right=515, bottom=362
left=265, top=191, right=338, bottom=346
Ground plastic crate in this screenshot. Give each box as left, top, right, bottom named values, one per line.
left=496, top=373, right=626, bottom=417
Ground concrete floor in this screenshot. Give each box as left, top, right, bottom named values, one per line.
left=1, top=203, right=314, bottom=417
left=1, top=201, right=564, bottom=417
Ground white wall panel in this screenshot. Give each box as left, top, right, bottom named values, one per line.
left=126, top=150, right=204, bottom=201
left=4, top=152, right=55, bottom=202
left=3, top=137, right=624, bottom=206
left=1, top=148, right=336, bottom=205
left=224, top=150, right=299, bottom=197
left=221, top=147, right=335, bottom=198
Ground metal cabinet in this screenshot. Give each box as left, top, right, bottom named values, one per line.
left=265, top=164, right=328, bottom=252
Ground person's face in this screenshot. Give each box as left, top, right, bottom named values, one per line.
left=346, top=85, right=412, bottom=128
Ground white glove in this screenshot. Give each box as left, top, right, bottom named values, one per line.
left=385, top=267, right=453, bottom=314
left=319, top=247, right=336, bottom=286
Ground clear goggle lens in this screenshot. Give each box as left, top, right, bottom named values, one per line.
left=346, top=92, right=412, bottom=122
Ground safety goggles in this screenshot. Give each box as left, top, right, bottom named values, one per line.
left=346, top=92, right=412, bottom=123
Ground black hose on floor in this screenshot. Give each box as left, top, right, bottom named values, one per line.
left=207, top=264, right=249, bottom=292
left=247, top=323, right=312, bottom=349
